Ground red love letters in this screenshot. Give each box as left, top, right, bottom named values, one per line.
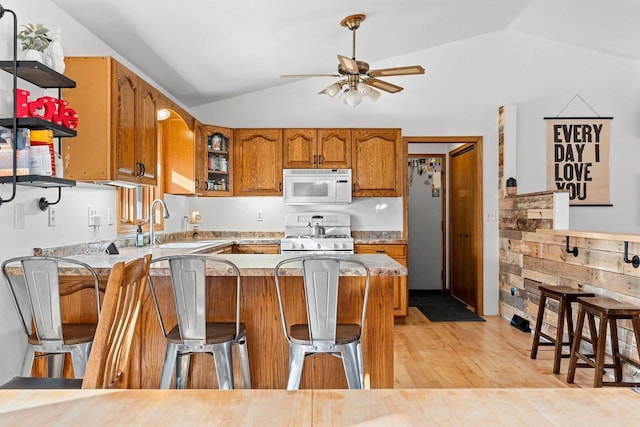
left=16, top=89, right=78, bottom=130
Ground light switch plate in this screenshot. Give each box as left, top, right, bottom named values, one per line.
left=14, top=204, right=25, bottom=229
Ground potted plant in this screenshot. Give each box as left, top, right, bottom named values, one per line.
left=17, top=23, right=51, bottom=62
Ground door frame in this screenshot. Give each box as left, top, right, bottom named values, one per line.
left=404, top=136, right=484, bottom=315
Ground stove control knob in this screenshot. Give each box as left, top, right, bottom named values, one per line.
left=290, top=243, right=297, bottom=250
left=333, top=243, right=339, bottom=249
left=317, top=243, right=321, bottom=250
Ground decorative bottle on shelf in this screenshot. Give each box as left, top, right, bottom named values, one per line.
left=136, top=224, right=144, bottom=247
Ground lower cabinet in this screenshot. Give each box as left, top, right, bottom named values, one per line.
left=354, top=243, right=407, bottom=319
left=233, top=244, right=281, bottom=254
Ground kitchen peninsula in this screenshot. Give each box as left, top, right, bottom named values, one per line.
left=15, top=246, right=406, bottom=389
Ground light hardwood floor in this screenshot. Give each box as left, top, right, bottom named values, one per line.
left=394, top=308, right=594, bottom=388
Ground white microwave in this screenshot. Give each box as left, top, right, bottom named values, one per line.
left=283, top=169, right=352, bottom=205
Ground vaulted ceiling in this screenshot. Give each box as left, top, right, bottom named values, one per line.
left=52, top=0, right=640, bottom=108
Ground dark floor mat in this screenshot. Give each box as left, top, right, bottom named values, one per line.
left=409, top=290, right=485, bottom=322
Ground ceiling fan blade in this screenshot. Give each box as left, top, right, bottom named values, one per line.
left=363, top=78, right=404, bottom=94
left=368, top=65, right=425, bottom=77
left=337, top=55, right=359, bottom=74
left=281, top=73, right=341, bottom=78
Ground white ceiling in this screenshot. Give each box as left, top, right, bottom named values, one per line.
left=51, top=0, right=640, bottom=108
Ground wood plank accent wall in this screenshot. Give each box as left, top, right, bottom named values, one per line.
left=498, top=191, right=640, bottom=380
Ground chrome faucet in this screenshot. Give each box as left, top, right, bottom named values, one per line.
left=149, top=199, right=170, bottom=246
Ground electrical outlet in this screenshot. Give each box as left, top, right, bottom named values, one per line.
left=107, top=208, right=114, bottom=226
left=485, top=210, right=497, bottom=221
left=48, top=207, right=56, bottom=227
left=256, top=211, right=263, bottom=222
left=88, top=206, right=98, bottom=227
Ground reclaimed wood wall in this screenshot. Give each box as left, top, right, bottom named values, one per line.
left=498, top=191, right=640, bottom=379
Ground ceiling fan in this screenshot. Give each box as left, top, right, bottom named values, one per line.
left=281, top=14, right=425, bottom=106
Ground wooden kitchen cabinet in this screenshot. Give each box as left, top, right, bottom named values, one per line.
left=283, top=128, right=351, bottom=169
left=352, top=128, right=402, bottom=196
left=203, top=125, right=233, bottom=195
left=161, top=100, right=197, bottom=195
left=355, top=243, right=408, bottom=319
left=233, top=243, right=280, bottom=254
left=193, top=121, right=207, bottom=195
left=62, top=57, right=159, bottom=185
left=234, top=129, right=283, bottom=195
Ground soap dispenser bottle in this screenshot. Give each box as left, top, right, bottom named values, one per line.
left=136, top=224, right=144, bottom=247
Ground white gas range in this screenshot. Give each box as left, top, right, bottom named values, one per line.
left=280, top=212, right=354, bottom=254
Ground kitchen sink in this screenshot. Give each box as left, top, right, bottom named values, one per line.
left=156, top=240, right=230, bottom=249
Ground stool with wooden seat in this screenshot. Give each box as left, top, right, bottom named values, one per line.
left=567, top=296, right=640, bottom=387
left=530, top=285, right=595, bottom=374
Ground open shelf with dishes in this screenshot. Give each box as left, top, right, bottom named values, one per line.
left=204, top=130, right=231, bottom=194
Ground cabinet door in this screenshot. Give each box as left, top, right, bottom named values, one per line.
left=136, top=82, right=159, bottom=186
left=233, top=244, right=280, bottom=254
left=283, top=128, right=317, bottom=168
left=355, top=243, right=407, bottom=317
left=204, top=125, right=233, bottom=196
left=194, top=122, right=206, bottom=195
left=352, top=129, right=402, bottom=196
left=317, top=128, right=351, bottom=169
left=114, top=63, right=138, bottom=182
left=234, top=129, right=283, bottom=195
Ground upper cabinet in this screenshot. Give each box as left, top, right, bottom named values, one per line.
left=352, top=128, right=402, bottom=196
left=283, top=128, right=351, bottom=169
left=234, top=128, right=282, bottom=195
left=283, top=128, right=316, bottom=168
left=61, top=57, right=159, bottom=186
left=160, top=101, right=196, bottom=195
left=203, top=125, right=233, bottom=196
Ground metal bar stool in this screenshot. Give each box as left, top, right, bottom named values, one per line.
left=147, top=255, right=251, bottom=390
left=530, top=285, right=595, bottom=374
left=567, top=296, right=640, bottom=387
left=1, top=256, right=101, bottom=379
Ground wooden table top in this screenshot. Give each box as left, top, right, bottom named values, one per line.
left=0, top=388, right=637, bottom=426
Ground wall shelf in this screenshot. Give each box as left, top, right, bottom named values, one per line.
left=0, top=9, right=77, bottom=210
left=0, top=117, right=77, bottom=137
left=0, top=175, right=76, bottom=188
left=0, top=60, right=75, bottom=88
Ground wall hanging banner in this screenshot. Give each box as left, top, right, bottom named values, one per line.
left=545, top=117, right=612, bottom=206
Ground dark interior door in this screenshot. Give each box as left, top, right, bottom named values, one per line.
left=449, top=144, right=477, bottom=310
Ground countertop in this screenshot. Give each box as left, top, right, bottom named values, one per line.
left=0, top=388, right=637, bottom=426
left=11, top=240, right=407, bottom=277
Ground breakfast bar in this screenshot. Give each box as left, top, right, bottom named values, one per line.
left=24, top=249, right=405, bottom=389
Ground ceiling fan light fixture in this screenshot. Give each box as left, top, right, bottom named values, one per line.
left=325, top=82, right=342, bottom=97
left=367, top=86, right=381, bottom=102
left=346, top=89, right=362, bottom=107
left=357, top=82, right=369, bottom=96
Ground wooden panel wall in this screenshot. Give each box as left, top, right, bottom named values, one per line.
left=498, top=191, right=640, bottom=380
